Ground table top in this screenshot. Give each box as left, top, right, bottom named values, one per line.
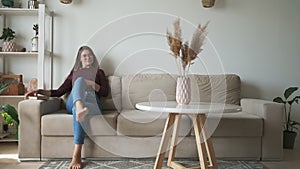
left=135, top=101, right=242, bottom=114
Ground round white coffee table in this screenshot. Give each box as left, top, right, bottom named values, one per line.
left=136, top=101, right=242, bottom=169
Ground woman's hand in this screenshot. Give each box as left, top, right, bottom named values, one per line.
left=85, top=80, right=100, bottom=92
left=25, top=90, right=38, bottom=99
left=24, top=89, right=51, bottom=99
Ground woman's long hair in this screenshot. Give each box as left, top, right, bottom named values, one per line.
left=72, top=46, right=99, bottom=71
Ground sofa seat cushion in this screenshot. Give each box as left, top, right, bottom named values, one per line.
left=191, top=111, right=263, bottom=137
left=117, top=110, right=191, bottom=137
left=41, top=111, right=119, bottom=136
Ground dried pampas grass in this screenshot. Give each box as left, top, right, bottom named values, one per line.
left=167, top=18, right=182, bottom=57
left=166, top=18, right=209, bottom=76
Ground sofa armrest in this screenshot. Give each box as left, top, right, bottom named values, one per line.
left=18, top=97, right=62, bottom=160
left=241, top=98, right=284, bottom=160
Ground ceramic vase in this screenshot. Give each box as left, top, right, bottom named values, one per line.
left=176, top=76, right=191, bottom=105
left=2, top=41, right=16, bottom=52
left=28, top=0, right=39, bottom=9
left=31, top=36, right=38, bottom=52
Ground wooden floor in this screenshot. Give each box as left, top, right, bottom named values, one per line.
left=0, top=140, right=299, bottom=169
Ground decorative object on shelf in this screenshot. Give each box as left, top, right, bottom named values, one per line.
left=60, top=0, right=72, bottom=4
left=273, top=87, right=300, bottom=149
left=0, top=74, right=25, bottom=95
left=16, top=47, right=26, bottom=52
left=27, top=78, right=38, bottom=92
left=28, top=0, right=39, bottom=9
left=202, top=0, right=216, bottom=8
left=31, top=24, right=38, bottom=52
left=1, top=0, right=14, bottom=8
left=0, top=27, right=16, bottom=52
left=166, top=18, right=209, bottom=105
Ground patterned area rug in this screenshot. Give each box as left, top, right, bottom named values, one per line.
left=39, top=159, right=268, bottom=169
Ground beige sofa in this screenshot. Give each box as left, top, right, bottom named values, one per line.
left=18, top=74, right=284, bottom=161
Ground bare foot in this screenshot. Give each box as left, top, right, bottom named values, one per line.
left=68, top=157, right=82, bottom=169
left=76, top=107, right=88, bottom=122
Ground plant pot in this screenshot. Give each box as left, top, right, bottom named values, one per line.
left=1, top=0, right=14, bottom=8
left=202, top=0, right=216, bottom=8
left=2, top=123, right=9, bottom=133
left=283, top=130, right=297, bottom=149
left=2, top=41, right=16, bottom=52
left=176, top=76, right=191, bottom=105
left=60, top=0, right=72, bottom=4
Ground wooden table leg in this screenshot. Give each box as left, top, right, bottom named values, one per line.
left=192, top=114, right=209, bottom=169
left=154, top=113, right=177, bottom=169
left=168, top=114, right=181, bottom=166
left=198, top=114, right=218, bottom=169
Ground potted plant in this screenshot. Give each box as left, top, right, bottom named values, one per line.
left=0, top=27, right=16, bottom=52
left=1, top=0, right=14, bottom=8
left=273, top=87, right=300, bottom=149
left=31, top=24, right=38, bottom=52
left=0, top=84, right=19, bottom=138
left=202, top=0, right=216, bottom=8
left=166, top=18, right=208, bottom=104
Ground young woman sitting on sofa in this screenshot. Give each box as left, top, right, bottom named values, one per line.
left=25, top=45, right=109, bottom=169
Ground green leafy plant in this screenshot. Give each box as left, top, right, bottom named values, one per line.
left=0, top=27, right=16, bottom=41
left=273, top=87, right=300, bottom=132
left=0, top=83, right=8, bottom=93
left=0, top=84, right=19, bottom=129
left=33, top=24, right=38, bottom=36
left=1, top=0, right=14, bottom=8
left=1, top=104, right=19, bottom=126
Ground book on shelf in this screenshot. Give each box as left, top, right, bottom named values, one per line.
left=28, top=95, right=49, bottom=100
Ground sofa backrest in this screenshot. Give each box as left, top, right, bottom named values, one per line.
left=189, top=74, right=241, bottom=105
left=119, top=74, right=241, bottom=110
left=62, top=74, right=241, bottom=111
left=121, top=74, right=177, bottom=110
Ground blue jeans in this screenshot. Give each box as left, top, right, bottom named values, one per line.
left=66, top=77, right=102, bottom=144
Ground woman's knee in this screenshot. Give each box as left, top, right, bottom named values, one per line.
left=73, top=77, right=85, bottom=86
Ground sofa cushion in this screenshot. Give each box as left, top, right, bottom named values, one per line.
left=117, top=110, right=191, bottom=137
left=101, top=76, right=122, bottom=111
left=121, top=74, right=177, bottom=109
left=189, top=74, right=241, bottom=105
left=41, top=111, right=119, bottom=136
left=190, top=111, right=263, bottom=137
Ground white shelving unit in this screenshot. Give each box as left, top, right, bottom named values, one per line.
left=0, top=5, right=53, bottom=142
left=0, top=4, right=54, bottom=90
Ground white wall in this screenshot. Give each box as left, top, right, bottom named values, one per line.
left=17, top=0, right=300, bottom=132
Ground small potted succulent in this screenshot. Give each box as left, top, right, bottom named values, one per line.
left=273, top=87, right=300, bottom=149
left=0, top=27, right=16, bottom=52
